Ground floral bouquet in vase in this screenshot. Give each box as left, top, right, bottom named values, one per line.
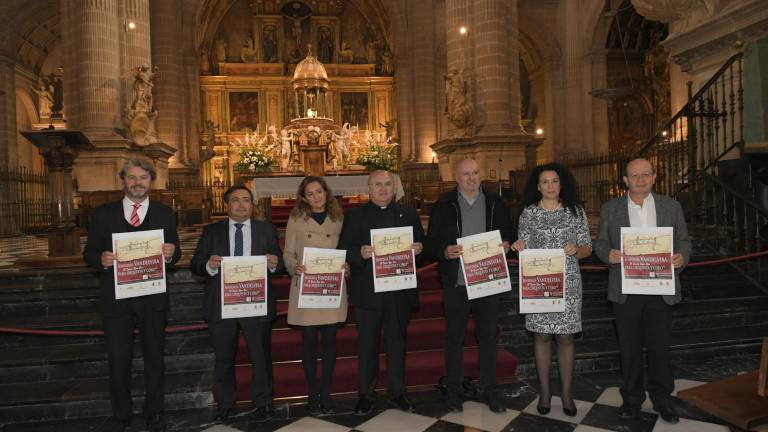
left=356, top=139, right=399, bottom=172
left=235, top=146, right=275, bottom=173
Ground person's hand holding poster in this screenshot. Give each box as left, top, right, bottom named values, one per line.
left=457, top=230, right=511, bottom=300
left=370, top=226, right=417, bottom=292
left=518, top=249, right=565, bottom=313
left=221, top=256, right=268, bottom=319
left=299, top=247, right=346, bottom=309
left=112, top=230, right=166, bottom=299
left=621, top=227, right=674, bottom=295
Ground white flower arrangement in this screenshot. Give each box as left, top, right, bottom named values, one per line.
left=235, top=147, right=274, bottom=171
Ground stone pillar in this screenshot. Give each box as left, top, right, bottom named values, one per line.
left=410, top=0, right=437, bottom=163
left=0, top=1, right=17, bottom=168
left=66, top=0, right=122, bottom=140
left=151, top=0, right=187, bottom=167
left=472, top=0, right=515, bottom=136
left=393, top=24, right=414, bottom=162
left=444, top=0, right=469, bottom=139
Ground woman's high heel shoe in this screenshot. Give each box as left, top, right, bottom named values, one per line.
left=536, top=395, right=551, bottom=415
left=561, top=398, right=577, bottom=417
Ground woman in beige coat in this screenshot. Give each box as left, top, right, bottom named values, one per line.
left=284, top=176, right=347, bottom=415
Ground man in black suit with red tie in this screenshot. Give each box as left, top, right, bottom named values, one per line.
left=190, top=185, right=284, bottom=422
left=83, top=158, right=181, bottom=432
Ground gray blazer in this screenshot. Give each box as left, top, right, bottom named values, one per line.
left=593, top=193, right=691, bottom=305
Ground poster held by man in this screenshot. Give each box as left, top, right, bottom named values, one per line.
left=112, top=229, right=166, bottom=299
left=456, top=229, right=511, bottom=300
left=620, top=227, right=674, bottom=295
left=370, top=226, right=416, bottom=292
left=220, top=255, right=268, bottom=319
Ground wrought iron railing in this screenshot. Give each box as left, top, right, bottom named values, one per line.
left=0, top=167, right=50, bottom=236
left=564, top=51, right=745, bottom=227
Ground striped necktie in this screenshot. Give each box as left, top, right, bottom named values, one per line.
left=130, top=203, right=141, bottom=227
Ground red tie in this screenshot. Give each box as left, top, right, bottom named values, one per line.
left=130, top=203, right=141, bottom=227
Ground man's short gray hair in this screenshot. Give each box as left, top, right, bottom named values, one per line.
left=119, top=158, right=157, bottom=181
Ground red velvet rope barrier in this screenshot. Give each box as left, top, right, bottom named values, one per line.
left=4, top=249, right=768, bottom=337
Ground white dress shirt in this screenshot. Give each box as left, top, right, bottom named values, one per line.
left=627, top=193, right=657, bottom=228
left=122, top=196, right=149, bottom=225
left=206, top=219, right=275, bottom=275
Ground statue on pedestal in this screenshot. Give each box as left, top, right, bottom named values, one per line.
left=262, top=25, right=277, bottom=63
left=32, top=84, right=54, bottom=119
left=280, top=129, right=293, bottom=170
left=328, top=123, right=351, bottom=169
left=240, top=38, right=258, bottom=63
left=380, top=46, right=394, bottom=75
left=339, top=41, right=353, bottom=64
left=200, top=49, right=211, bottom=74
left=125, top=65, right=160, bottom=146
left=214, top=37, right=228, bottom=63
left=318, top=26, right=334, bottom=63
left=445, top=68, right=473, bottom=134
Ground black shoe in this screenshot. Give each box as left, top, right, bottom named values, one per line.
left=536, top=395, right=551, bottom=415
left=307, top=400, right=323, bottom=416
left=145, top=414, right=166, bottom=432
left=98, top=417, right=130, bottom=432
left=354, top=397, right=375, bottom=416
left=446, top=395, right=463, bottom=413
left=617, top=403, right=639, bottom=420
left=213, top=407, right=234, bottom=421
left=482, top=392, right=506, bottom=413
left=653, top=403, right=679, bottom=424
left=250, top=405, right=274, bottom=422
left=561, top=396, right=577, bottom=417
left=389, top=393, right=416, bottom=412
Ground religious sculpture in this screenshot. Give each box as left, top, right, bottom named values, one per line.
left=125, top=65, right=160, bottom=146
left=285, top=14, right=308, bottom=55
left=259, top=125, right=281, bottom=158
left=214, top=37, right=228, bottom=63
left=262, top=25, right=277, bottom=63
left=380, top=46, right=394, bottom=75
left=445, top=68, right=473, bottom=133
left=32, top=84, right=54, bottom=119
left=631, top=0, right=719, bottom=35
left=240, top=38, right=258, bottom=63
left=644, top=31, right=671, bottom=130
left=200, top=120, right=217, bottom=161
left=379, top=120, right=397, bottom=142
left=318, top=26, right=334, bottom=63
left=200, top=49, right=211, bottom=74
left=279, top=129, right=293, bottom=170
left=339, top=41, right=353, bottom=64
left=365, top=39, right=378, bottom=64
left=328, top=123, right=352, bottom=169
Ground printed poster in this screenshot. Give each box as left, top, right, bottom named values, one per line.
left=221, top=255, right=268, bottom=319
left=518, top=249, right=566, bottom=313
left=112, top=230, right=166, bottom=299
left=370, top=226, right=417, bottom=292
left=621, top=227, right=675, bottom=295
left=298, top=247, right=346, bottom=309
left=457, top=230, right=512, bottom=300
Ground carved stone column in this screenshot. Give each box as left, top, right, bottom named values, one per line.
left=0, top=2, right=17, bottom=168
left=151, top=0, right=187, bottom=168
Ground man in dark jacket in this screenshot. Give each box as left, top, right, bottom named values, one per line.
left=425, top=158, right=512, bottom=414
left=337, top=170, right=425, bottom=415
left=83, top=158, right=181, bottom=432
left=190, top=185, right=285, bottom=422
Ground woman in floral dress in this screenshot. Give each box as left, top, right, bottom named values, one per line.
left=511, top=163, right=592, bottom=417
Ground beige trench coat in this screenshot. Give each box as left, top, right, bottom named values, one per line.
left=284, top=214, right=348, bottom=325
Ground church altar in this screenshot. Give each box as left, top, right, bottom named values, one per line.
left=244, top=174, right=404, bottom=200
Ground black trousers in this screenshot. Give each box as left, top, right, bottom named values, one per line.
left=443, top=286, right=500, bottom=397
left=300, top=324, right=337, bottom=403
left=354, top=296, right=411, bottom=399
left=208, top=317, right=273, bottom=408
left=613, top=295, right=674, bottom=407
left=102, top=299, right=167, bottom=422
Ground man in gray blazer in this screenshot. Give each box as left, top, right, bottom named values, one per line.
left=594, top=158, right=691, bottom=424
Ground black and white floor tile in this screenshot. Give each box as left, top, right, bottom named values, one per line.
left=189, top=378, right=729, bottom=432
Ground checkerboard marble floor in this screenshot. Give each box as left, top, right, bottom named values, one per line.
left=183, top=376, right=730, bottom=432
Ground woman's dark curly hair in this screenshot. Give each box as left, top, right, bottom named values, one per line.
left=522, top=162, right=581, bottom=217
left=290, top=176, right=343, bottom=221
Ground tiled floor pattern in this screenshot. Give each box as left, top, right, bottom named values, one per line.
left=188, top=378, right=729, bottom=432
